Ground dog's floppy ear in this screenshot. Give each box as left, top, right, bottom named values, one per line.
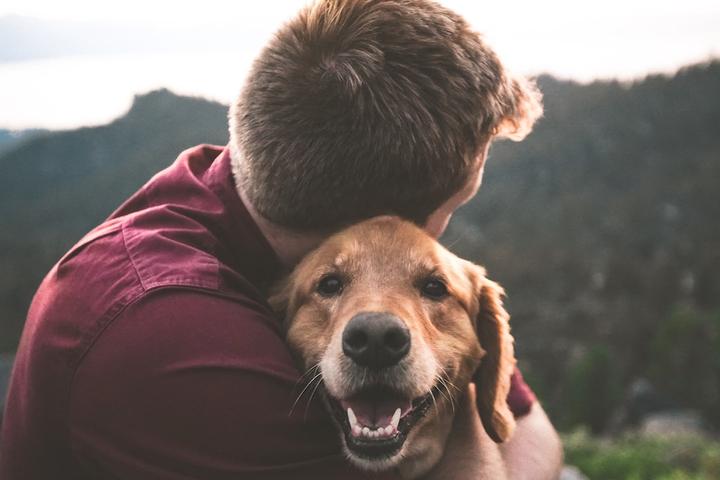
left=268, top=276, right=292, bottom=319
left=472, top=275, right=516, bottom=443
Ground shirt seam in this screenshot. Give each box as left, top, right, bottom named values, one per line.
left=121, top=221, right=147, bottom=292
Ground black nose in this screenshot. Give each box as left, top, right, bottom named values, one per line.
left=342, top=312, right=411, bottom=369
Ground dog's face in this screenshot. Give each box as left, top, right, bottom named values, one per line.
left=271, top=216, right=515, bottom=476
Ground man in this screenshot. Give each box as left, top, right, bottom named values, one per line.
left=0, top=0, right=562, bottom=478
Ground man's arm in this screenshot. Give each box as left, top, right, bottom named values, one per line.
left=425, top=384, right=562, bottom=480
left=500, top=403, right=563, bottom=480
left=68, top=289, right=394, bottom=479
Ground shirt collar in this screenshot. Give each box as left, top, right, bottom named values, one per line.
left=205, top=146, right=284, bottom=292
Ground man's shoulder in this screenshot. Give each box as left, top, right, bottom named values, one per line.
left=67, top=288, right=352, bottom=476
left=32, top=202, right=266, bottom=378
left=47, top=212, right=229, bottom=325
left=79, top=287, right=293, bottom=380
left=55, top=189, right=264, bottom=312
left=27, top=140, right=276, bottom=386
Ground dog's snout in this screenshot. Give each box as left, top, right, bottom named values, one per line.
left=342, top=312, right=411, bottom=369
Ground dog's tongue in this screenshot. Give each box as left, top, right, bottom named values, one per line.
left=340, top=389, right=412, bottom=427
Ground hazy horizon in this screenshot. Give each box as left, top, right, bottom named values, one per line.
left=1, top=0, right=719, bottom=130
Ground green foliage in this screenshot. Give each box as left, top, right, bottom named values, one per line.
left=562, top=346, right=622, bottom=433
left=564, top=430, right=720, bottom=480
left=649, top=307, right=720, bottom=426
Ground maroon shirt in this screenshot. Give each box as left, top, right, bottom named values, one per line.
left=0, top=145, right=535, bottom=479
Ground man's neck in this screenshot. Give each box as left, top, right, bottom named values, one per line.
left=237, top=186, right=326, bottom=268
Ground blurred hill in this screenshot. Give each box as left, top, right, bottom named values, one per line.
left=0, top=129, right=46, bottom=154
left=446, top=61, right=720, bottom=431
left=0, top=130, right=19, bottom=150
left=0, top=89, right=229, bottom=353
left=0, top=62, right=718, bottom=432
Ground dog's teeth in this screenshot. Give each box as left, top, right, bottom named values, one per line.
left=347, top=407, right=358, bottom=429
left=391, top=408, right=401, bottom=429
left=347, top=408, right=400, bottom=440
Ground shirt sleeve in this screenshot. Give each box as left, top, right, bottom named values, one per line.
left=69, top=288, right=396, bottom=480
left=506, top=367, right=537, bottom=418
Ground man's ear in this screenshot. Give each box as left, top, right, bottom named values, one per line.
left=472, top=276, right=517, bottom=443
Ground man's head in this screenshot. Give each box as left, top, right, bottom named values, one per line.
left=229, top=0, right=542, bottom=235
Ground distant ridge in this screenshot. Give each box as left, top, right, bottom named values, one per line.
left=0, top=128, right=47, bottom=154
left=446, top=60, right=720, bottom=429
left=0, top=89, right=228, bottom=355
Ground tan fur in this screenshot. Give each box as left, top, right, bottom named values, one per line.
left=474, top=278, right=517, bottom=442
left=270, top=216, right=516, bottom=477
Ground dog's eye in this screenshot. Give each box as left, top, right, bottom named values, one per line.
left=420, top=278, right=448, bottom=300
left=317, top=275, right=344, bottom=297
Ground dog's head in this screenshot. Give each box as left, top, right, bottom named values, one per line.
left=270, top=216, right=515, bottom=475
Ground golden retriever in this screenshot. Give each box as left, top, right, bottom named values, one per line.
left=270, top=216, right=516, bottom=478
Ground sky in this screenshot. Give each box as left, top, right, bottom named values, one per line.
left=0, top=0, right=719, bottom=130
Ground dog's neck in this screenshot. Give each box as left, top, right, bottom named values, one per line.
left=237, top=185, right=326, bottom=268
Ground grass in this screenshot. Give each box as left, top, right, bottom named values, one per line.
left=563, top=429, right=720, bottom=480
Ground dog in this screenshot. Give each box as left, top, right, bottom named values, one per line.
left=270, top=216, right=516, bottom=478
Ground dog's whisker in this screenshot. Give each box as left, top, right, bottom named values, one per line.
left=445, top=380, right=461, bottom=393
left=438, top=366, right=461, bottom=392
left=429, top=388, right=439, bottom=416
left=437, top=384, right=452, bottom=405
left=442, top=375, right=461, bottom=393
left=303, top=377, right=325, bottom=422
left=435, top=368, right=459, bottom=415
left=297, top=369, right=322, bottom=394
left=434, top=374, right=453, bottom=410
left=292, top=364, right=320, bottom=393
left=435, top=376, right=450, bottom=401
left=437, top=377, right=456, bottom=415
left=289, top=370, right=323, bottom=417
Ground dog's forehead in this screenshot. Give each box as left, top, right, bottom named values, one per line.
left=319, top=217, right=447, bottom=272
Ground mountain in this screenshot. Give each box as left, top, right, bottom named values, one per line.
left=0, top=130, right=17, bottom=148
left=0, top=89, right=229, bottom=353
left=0, top=129, right=46, bottom=154
left=445, top=61, right=720, bottom=430
left=1, top=62, right=718, bottom=432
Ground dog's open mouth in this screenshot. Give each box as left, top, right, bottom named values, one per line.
left=326, top=385, right=435, bottom=459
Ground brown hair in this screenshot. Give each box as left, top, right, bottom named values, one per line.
left=229, top=0, right=542, bottom=230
